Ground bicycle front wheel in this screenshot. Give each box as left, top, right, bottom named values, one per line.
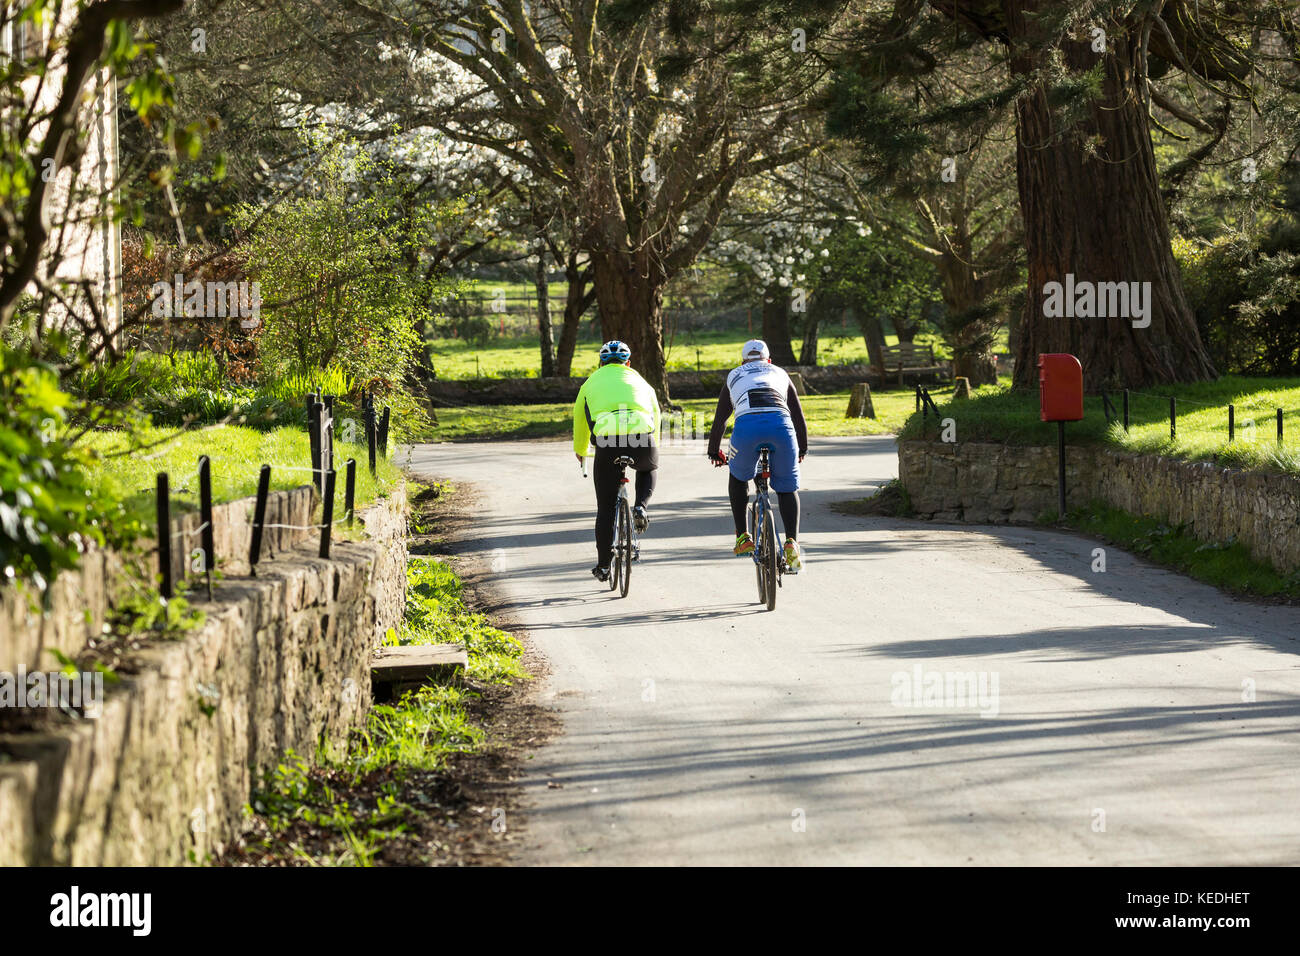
left=749, top=502, right=764, bottom=603
left=618, top=496, right=632, bottom=597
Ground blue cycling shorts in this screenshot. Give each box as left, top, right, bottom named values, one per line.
left=727, top=412, right=800, bottom=493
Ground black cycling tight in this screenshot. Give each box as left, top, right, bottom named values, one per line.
left=729, top=475, right=798, bottom=541
left=592, top=440, right=657, bottom=567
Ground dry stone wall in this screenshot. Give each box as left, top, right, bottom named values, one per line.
left=899, top=440, right=1300, bottom=574
left=0, top=485, right=407, bottom=865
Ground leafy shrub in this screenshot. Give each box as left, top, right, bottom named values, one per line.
left=443, top=314, right=493, bottom=348
left=69, top=350, right=175, bottom=408
left=260, top=366, right=356, bottom=403
left=1175, top=234, right=1300, bottom=375
left=231, top=135, right=435, bottom=387
left=0, top=350, right=102, bottom=594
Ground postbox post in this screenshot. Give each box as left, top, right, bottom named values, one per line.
left=1038, top=354, right=1084, bottom=519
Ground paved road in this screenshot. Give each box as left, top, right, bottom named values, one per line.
left=408, top=435, right=1300, bottom=865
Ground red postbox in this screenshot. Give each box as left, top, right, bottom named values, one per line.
left=1039, top=353, right=1084, bottom=422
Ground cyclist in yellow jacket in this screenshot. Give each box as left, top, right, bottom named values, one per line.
left=573, top=340, right=661, bottom=582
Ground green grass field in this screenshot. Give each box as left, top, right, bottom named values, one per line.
left=427, top=327, right=974, bottom=380
left=428, top=386, right=924, bottom=443
left=83, top=424, right=401, bottom=532
left=900, top=375, right=1300, bottom=475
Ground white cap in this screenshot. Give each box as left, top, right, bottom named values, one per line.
left=742, top=339, right=770, bottom=362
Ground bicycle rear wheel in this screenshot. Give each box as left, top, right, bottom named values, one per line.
left=608, top=507, right=620, bottom=592
left=748, top=502, right=764, bottom=602
left=762, top=506, right=778, bottom=611
left=618, top=496, right=632, bottom=597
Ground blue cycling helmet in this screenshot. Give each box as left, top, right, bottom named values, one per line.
left=599, top=340, right=632, bottom=365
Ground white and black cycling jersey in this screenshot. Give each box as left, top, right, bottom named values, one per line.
left=726, top=361, right=793, bottom=417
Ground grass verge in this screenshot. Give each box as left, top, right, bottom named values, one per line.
left=223, top=486, right=529, bottom=866
left=898, top=375, right=1300, bottom=476
left=830, top=479, right=914, bottom=518
left=1059, top=501, right=1300, bottom=602
left=82, top=423, right=401, bottom=534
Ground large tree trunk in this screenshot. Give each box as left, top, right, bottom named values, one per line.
left=1007, top=8, right=1216, bottom=389
left=590, top=251, right=669, bottom=403
left=761, top=284, right=799, bottom=366
left=798, top=297, right=824, bottom=366
left=555, top=252, right=591, bottom=377
left=535, top=249, right=556, bottom=378
left=857, top=308, right=887, bottom=374
left=937, top=255, right=999, bottom=386
left=892, top=298, right=918, bottom=344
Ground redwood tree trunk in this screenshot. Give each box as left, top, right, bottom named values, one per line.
left=1007, top=7, right=1216, bottom=389
left=590, top=251, right=669, bottom=403
left=760, top=283, right=799, bottom=366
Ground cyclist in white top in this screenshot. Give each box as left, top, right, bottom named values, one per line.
left=706, top=339, right=808, bottom=571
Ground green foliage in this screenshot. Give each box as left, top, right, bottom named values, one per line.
left=0, top=349, right=102, bottom=594
left=259, top=366, right=356, bottom=403
left=440, top=313, right=493, bottom=348
left=231, top=134, right=446, bottom=389
left=107, top=581, right=205, bottom=638
left=248, top=750, right=411, bottom=865
left=402, top=557, right=527, bottom=683
left=814, top=221, right=939, bottom=329
left=1174, top=161, right=1300, bottom=377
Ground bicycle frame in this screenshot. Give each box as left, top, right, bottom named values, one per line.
left=749, top=448, right=784, bottom=575
left=610, top=455, right=639, bottom=595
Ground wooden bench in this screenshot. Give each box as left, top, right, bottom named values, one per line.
left=880, top=342, right=948, bottom=386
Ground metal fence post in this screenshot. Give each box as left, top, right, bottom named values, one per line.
left=319, top=468, right=336, bottom=559
left=345, top=458, right=356, bottom=528
left=249, top=465, right=271, bottom=575
left=366, top=401, right=377, bottom=476
left=308, top=399, right=322, bottom=492
left=156, top=473, right=172, bottom=599
left=198, top=455, right=214, bottom=599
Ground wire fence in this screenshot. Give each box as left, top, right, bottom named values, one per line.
left=1100, top=387, right=1294, bottom=445
left=153, top=389, right=393, bottom=602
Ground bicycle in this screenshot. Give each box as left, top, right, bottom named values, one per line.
left=746, top=445, right=785, bottom=611
left=581, top=454, right=640, bottom=598
left=710, top=445, right=787, bottom=611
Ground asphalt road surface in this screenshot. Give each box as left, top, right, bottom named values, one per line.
left=407, top=435, right=1300, bottom=865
